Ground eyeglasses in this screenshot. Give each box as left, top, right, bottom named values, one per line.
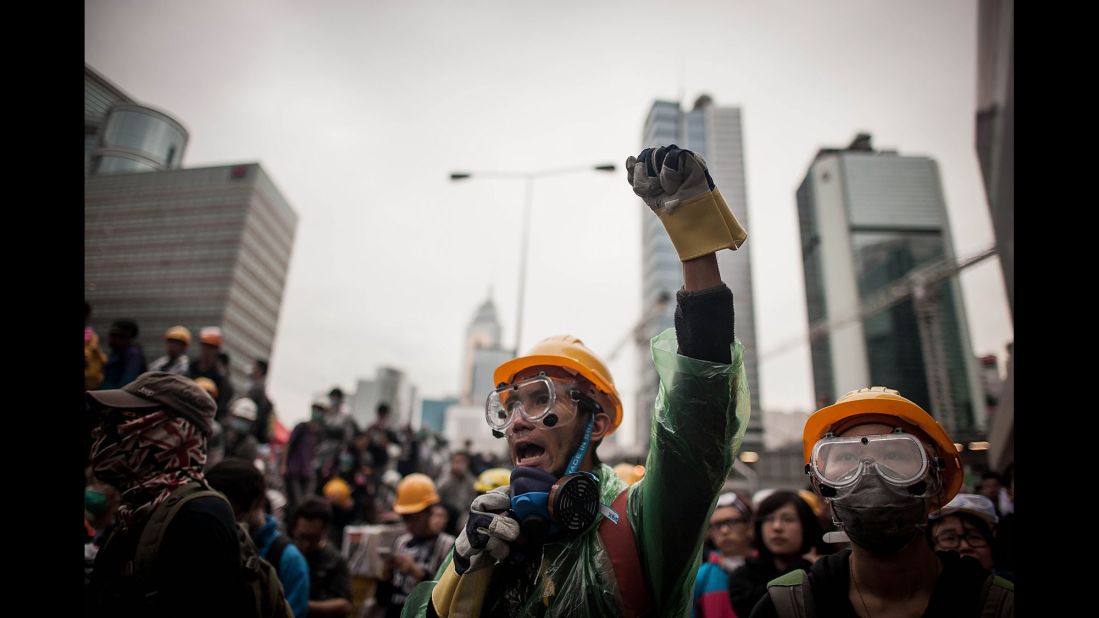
left=710, top=517, right=749, bottom=531
left=934, top=531, right=989, bottom=549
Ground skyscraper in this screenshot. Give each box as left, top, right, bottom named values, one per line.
left=459, top=295, right=512, bottom=406
left=976, top=0, right=1013, bottom=472
left=636, top=96, right=762, bottom=451
left=796, top=134, right=986, bottom=439
left=84, top=64, right=298, bottom=395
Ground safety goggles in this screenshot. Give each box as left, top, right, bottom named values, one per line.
left=485, top=374, right=592, bottom=433
left=808, top=431, right=931, bottom=490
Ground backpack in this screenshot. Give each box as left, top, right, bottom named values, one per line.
left=765, top=568, right=1015, bottom=617
left=129, top=482, right=294, bottom=618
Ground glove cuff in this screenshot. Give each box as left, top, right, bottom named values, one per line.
left=657, top=189, right=748, bottom=261
left=712, top=189, right=747, bottom=250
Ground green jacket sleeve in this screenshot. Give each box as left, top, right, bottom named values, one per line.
left=628, top=328, right=750, bottom=615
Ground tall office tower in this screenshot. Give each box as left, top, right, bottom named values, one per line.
left=796, top=134, right=986, bottom=440
left=976, top=0, right=1014, bottom=472
left=636, top=96, right=762, bottom=451
left=459, top=296, right=512, bottom=406
left=350, top=367, right=418, bottom=429
left=84, top=65, right=298, bottom=396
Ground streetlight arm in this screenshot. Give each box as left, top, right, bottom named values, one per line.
left=448, top=164, right=616, bottom=181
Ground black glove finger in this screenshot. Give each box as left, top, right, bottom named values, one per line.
left=636, top=148, right=655, bottom=177
left=453, top=551, right=472, bottom=575
left=661, top=145, right=686, bottom=173
left=465, top=511, right=495, bottom=549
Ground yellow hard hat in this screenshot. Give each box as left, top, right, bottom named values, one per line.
left=193, top=377, right=219, bottom=399
left=802, top=387, right=963, bottom=502
left=474, top=468, right=512, bottom=493
left=798, top=489, right=825, bottom=518
left=164, top=325, right=192, bottom=346
left=323, top=477, right=353, bottom=508
left=613, top=463, right=646, bottom=486
left=393, top=473, right=440, bottom=514
left=493, top=335, right=623, bottom=435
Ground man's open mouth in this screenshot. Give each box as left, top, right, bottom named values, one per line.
left=515, top=443, right=546, bottom=466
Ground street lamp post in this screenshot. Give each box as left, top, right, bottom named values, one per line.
left=449, top=164, right=617, bottom=355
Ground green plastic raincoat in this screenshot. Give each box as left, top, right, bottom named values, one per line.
left=403, top=328, right=751, bottom=617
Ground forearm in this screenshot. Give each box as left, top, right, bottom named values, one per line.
left=307, top=598, right=353, bottom=617
left=682, top=253, right=721, bottom=291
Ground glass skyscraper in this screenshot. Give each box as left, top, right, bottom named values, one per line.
left=637, top=97, right=762, bottom=451
left=796, top=135, right=985, bottom=438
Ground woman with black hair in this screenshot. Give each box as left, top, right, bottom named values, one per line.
left=727, top=491, right=822, bottom=617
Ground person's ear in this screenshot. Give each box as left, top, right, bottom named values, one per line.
left=590, top=411, right=612, bottom=441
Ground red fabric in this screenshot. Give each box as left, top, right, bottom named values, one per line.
left=272, top=417, right=290, bottom=446
left=598, top=488, right=652, bottom=617
left=698, top=590, right=738, bottom=618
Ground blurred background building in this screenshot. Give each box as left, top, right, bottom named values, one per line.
left=85, top=64, right=299, bottom=394
left=635, top=95, right=763, bottom=455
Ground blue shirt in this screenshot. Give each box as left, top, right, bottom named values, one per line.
left=254, top=514, right=311, bottom=617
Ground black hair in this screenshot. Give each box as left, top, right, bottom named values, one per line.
left=329, top=387, right=345, bottom=399
left=111, top=319, right=139, bottom=339
left=255, top=359, right=269, bottom=376
left=981, top=470, right=1004, bottom=483
left=206, top=458, right=266, bottom=515
left=294, top=496, right=333, bottom=528
left=753, top=490, right=822, bottom=560
left=218, top=352, right=231, bottom=366
left=377, top=403, right=391, bottom=416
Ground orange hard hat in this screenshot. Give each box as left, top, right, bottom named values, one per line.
left=199, top=326, right=224, bottom=347
left=323, top=477, right=353, bottom=508
left=393, top=473, right=441, bottom=514
left=193, top=377, right=219, bottom=399
left=613, top=463, right=646, bottom=486
left=802, top=387, right=963, bottom=502
left=493, top=335, right=623, bottom=435
left=164, top=325, right=192, bottom=346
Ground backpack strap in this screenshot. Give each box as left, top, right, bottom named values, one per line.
left=980, top=574, right=1014, bottom=618
left=129, top=483, right=228, bottom=581
left=597, top=487, right=652, bottom=618
left=266, top=535, right=291, bottom=574
left=766, top=569, right=815, bottom=618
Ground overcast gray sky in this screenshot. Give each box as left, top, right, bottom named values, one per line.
left=85, top=0, right=1012, bottom=446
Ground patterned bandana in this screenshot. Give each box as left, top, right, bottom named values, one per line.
left=89, top=410, right=208, bottom=531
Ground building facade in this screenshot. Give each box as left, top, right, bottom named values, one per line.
left=636, top=96, right=762, bottom=451
left=86, top=163, right=299, bottom=395
left=85, top=64, right=298, bottom=396
left=796, top=134, right=985, bottom=440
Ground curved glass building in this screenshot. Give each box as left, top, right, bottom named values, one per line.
left=91, top=104, right=188, bottom=174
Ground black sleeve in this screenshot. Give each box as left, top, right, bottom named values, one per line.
left=728, top=564, right=768, bottom=618
left=157, top=496, right=246, bottom=617
left=331, top=553, right=353, bottom=602
left=674, top=283, right=735, bottom=363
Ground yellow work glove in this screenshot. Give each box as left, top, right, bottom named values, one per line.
left=626, top=145, right=747, bottom=260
